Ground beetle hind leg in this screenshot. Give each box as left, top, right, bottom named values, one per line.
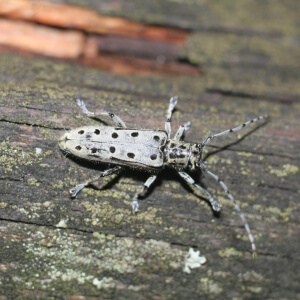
left=70, top=166, right=123, bottom=197
left=132, top=175, right=157, bottom=212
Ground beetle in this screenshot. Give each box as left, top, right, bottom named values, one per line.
left=59, top=97, right=268, bottom=255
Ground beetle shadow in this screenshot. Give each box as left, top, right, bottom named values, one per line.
left=61, top=152, right=161, bottom=198
left=127, top=167, right=217, bottom=216
left=88, top=170, right=124, bottom=191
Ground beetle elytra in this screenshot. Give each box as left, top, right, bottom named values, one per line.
left=59, top=97, right=268, bottom=255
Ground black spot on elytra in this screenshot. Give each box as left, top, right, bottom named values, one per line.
left=153, top=135, right=160, bottom=141
left=109, top=146, right=116, bottom=153
left=78, top=130, right=84, bottom=135
left=91, top=148, right=97, bottom=154
left=112, top=132, right=118, bottom=138
left=75, top=146, right=82, bottom=150
left=131, top=132, right=139, bottom=137
left=94, top=129, right=100, bottom=135
left=169, top=153, right=175, bottom=159
left=127, top=153, right=135, bottom=159
left=150, top=154, right=157, bottom=160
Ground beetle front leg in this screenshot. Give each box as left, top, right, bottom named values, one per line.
left=77, top=99, right=127, bottom=128
left=132, top=175, right=157, bottom=212
left=178, top=171, right=221, bottom=213
left=70, top=166, right=123, bottom=197
left=165, top=96, right=178, bottom=138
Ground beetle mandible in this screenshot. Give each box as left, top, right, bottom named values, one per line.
left=59, top=97, right=268, bottom=255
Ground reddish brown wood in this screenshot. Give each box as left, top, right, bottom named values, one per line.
left=0, top=19, right=85, bottom=58
left=0, top=0, right=188, bottom=44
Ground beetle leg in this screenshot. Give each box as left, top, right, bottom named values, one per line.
left=178, top=171, right=221, bottom=213
left=69, top=166, right=123, bottom=197
left=165, top=96, right=178, bottom=138
left=77, top=99, right=127, bottom=128
left=174, top=121, right=191, bottom=141
left=132, top=175, right=157, bottom=212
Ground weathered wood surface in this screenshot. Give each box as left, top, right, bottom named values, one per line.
left=0, top=1, right=299, bottom=300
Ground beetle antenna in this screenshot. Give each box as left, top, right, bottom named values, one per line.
left=201, top=115, right=269, bottom=148
left=200, top=162, right=257, bottom=256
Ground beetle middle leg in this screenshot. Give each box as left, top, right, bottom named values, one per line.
left=132, top=175, right=157, bottom=212
left=70, top=166, right=123, bottom=197
left=77, top=99, right=127, bottom=128
left=178, top=171, right=221, bottom=213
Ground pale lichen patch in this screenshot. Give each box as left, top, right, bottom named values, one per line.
left=82, top=200, right=162, bottom=229
left=92, top=277, right=115, bottom=289
left=56, top=218, right=68, bottom=228
left=238, top=152, right=253, bottom=157
left=207, top=156, right=219, bottom=165
left=183, top=248, right=206, bottom=274
left=265, top=206, right=292, bottom=222
left=241, top=167, right=251, bottom=176
left=200, top=277, right=223, bottom=295
left=218, top=248, right=243, bottom=258
left=269, top=164, right=299, bottom=177
left=238, top=270, right=263, bottom=282
left=0, top=202, right=8, bottom=208
left=164, top=226, right=188, bottom=236
left=0, top=138, right=52, bottom=176
left=27, top=177, right=41, bottom=187
left=246, top=286, right=263, bottom=293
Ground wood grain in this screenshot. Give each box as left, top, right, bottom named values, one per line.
left=0, top=1, right=299, bottom=299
